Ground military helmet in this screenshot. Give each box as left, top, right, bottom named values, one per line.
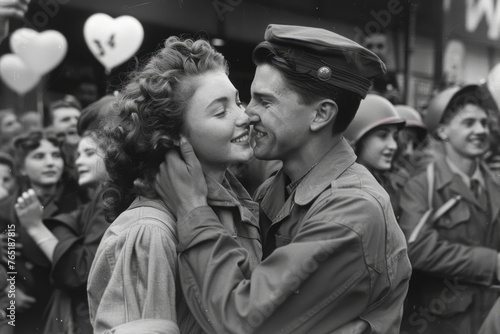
left=395, top=104, right=428, bottom=139
left=345, top=94, right=406, bottom=144
left=424, top=84, right=479, bottom=138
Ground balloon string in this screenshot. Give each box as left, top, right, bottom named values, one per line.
left=37, top=81, right=44, bottom=122
left=17, top=93, right=25, bottom=114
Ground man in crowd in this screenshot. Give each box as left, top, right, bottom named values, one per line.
left=47, top=95, right=82, bottom=171
left=47, top=94, right=82, bottom=146
left=399, top=84, right=500, bottom=333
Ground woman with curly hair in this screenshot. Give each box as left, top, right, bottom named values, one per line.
left=87, top=36, right=261, bottom=334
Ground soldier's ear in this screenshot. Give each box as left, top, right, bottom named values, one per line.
left=310, top=99, right=338, bottom=132
left=435, top=126, right=449, bottom=142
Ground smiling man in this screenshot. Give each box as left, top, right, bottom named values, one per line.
left=156, top=24, right=411, bottom=333
left=48, top=95, right=82, bottom=147
left=399, top=85, right=500, bottom=334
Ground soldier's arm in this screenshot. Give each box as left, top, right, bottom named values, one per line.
left=175, top=194, right=401, bottom=334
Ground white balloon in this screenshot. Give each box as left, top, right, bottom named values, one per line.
left=10, top=28, right=67, bottom=75
left=84, top=13, right=144, bottom=73
left=0, top=54, right=41, bottom=95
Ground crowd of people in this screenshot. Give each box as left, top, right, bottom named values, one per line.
left=0, top=4, right=498, bottom=334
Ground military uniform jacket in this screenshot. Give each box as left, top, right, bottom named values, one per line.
left=176, top=138, right=411, bottom=334
left=398, top=156, right=500, bottom=334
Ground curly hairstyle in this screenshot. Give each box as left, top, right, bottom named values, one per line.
left=103, top=36, right=228, bottom=221
left=77, top=95, right=116, bottom=136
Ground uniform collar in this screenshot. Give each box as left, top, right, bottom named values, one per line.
left=205, top=170, right=253, bottom=207
left=206, top=170, right=259, bottom=230
left=293, top=137, right=357, bottom=205
left=445, top=157, right=484, bottom=189
left=435, top=156, right=497, bottom=212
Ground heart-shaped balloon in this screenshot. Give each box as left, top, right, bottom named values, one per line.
left=10, top=28, right=67, bottom=76
left=84, top=13, right=144, bottom=73
left=0, top=54, right=41, bottom=94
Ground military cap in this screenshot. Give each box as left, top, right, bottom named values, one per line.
left=253, top=24, right=387, bottom=98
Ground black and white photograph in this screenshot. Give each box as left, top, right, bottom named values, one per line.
left=0, top=0, right=499, bottom=333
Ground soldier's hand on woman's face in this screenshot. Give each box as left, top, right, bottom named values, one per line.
left=155, top=137, right=208, bottom=219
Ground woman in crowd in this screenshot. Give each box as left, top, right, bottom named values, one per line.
left=344, top=94, right=406, bottom=214
left=14, top=96, right=114, bottom=334
left=398, top=84, right=500, bottom=333
left=0, top=152, right=17, bottom=201
left=0, top=129, right=81, bottom=333
left=0, top=109, right=22, bottom=151
left=87, top=36, right=262, bottom=334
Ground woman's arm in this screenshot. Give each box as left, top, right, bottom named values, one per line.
left=47, top=198, right=109, bottom=290
left=14, top=189, right=58, bottom=262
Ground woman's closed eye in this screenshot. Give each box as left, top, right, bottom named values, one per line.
left=84, top=149, right=96, bottom=157
left=214, top=109, right=227, bottom=118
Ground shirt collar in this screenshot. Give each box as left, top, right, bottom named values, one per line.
left=285, top=160, right=320, bottom=196
left=293, top=137, right=357, bottom=205
left=205, top=170, right=253, bottom=206
left=445, top=157, right=485, bottom=189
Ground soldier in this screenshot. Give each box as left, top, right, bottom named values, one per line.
left=344, top=94, right=406, bottom=216
left=398, top=84, right=500, bottom=333
left=156, top=24, right=411, bottom=333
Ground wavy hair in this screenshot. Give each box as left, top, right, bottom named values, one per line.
left=10, top=128, right=66, bottom=190
left=103, top=36, right=228, bottom=221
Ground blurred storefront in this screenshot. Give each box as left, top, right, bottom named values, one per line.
left=442, top=0, right=500, bottom=84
